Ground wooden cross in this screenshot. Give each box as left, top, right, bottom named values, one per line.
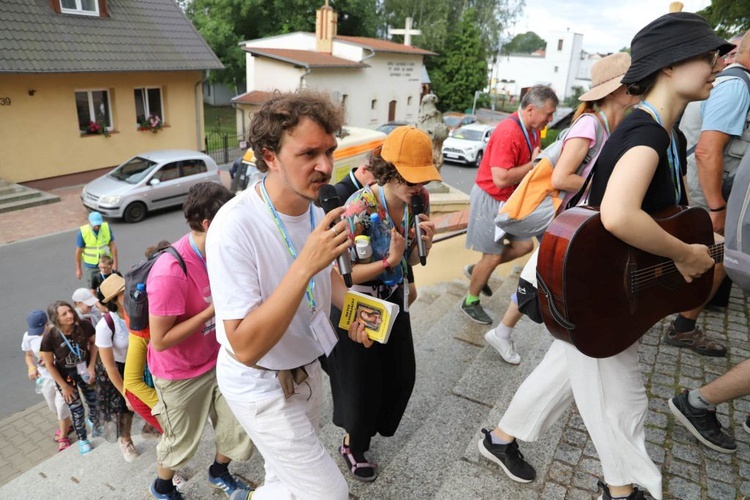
left=389, top=17, right=422, bottom=46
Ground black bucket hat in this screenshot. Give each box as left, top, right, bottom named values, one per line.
left=622, top=12, right=735, bottom=84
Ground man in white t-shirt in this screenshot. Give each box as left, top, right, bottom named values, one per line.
left=206, top=90, right=371, bottom=500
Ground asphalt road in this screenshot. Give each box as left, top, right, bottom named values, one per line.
left=0, top=208, right=188, bottom=419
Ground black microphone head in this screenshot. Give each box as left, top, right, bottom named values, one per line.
left=410, top=192, right=425, bottom=215
left=319, top=184, right=341, bottom=213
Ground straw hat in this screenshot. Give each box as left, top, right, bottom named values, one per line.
left=100, top=274, right=125, bottom=303
left=578, top=52, right=631, bottom=102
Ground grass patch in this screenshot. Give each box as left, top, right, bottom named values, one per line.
left=204, top=104, right=236, bottom=135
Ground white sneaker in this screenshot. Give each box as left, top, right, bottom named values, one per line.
left=172, top=473, right=187, bottom=490
left=484, top=329, right=521, bottom=365
left=119, top=439, right=139, bottom=463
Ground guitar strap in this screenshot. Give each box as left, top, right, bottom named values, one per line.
left=565, top=159, right=599, bottom=210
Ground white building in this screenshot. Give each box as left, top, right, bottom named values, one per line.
left=491, top=30, right=603, bottom=101
left=232, top=4, right=435, bottom=134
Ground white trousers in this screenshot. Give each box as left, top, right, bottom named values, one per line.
left=222, top=360, right=348, bottom=500
left=499, top=339, right=662, bottom=499
left=42, top=377, right=70, bottom=421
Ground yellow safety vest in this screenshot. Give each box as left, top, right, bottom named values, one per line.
left=80, top=223, right=112, bottom=266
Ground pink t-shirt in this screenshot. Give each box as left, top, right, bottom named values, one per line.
left=560, top=113, right=605, bottom=209
left=147, top=234, right=218, bottom=380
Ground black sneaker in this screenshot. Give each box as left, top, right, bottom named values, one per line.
left=477, top=428, right=535, bottom=482
left=744, top=416, right=750, bottom=435
left=464, top=264, right=493, bottom=296
left=460, top=299, right=493, bottom=325
left=597, top=479, right=645, bottom=500
left=668, top=390, right=737, bottom=453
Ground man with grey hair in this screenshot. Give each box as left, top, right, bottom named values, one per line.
left=460, top=85, right=558, bottom=332
left=662, top=31, right=750, bottom=357
left=723, top=32, right=745, bottom=65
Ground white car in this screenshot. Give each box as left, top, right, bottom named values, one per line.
left=441, top=124, right=495, bottom=167
left=81, top=150, right=222, bottom=223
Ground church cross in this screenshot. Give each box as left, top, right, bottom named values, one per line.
left=389, top=17, right=422, bottom=46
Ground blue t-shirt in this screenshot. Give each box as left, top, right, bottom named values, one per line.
left=701, top=77, right=750, bottom=137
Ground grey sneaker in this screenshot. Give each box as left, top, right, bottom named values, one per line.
left=464, top=264, right=493, bottom=296
left=460, top=298, right=493, bottom=325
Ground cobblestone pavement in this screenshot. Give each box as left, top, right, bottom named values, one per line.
left=0, top=401, right=58, bottom=485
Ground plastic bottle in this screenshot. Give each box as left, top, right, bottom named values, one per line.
left=368, top=213, right=402, bottom=286
left=81, top=371, right=92, bottom=384
left=35, top=376, right=44, bottom=394
left=129, top=283, right=148, bottom=331
left=354, top=235, right=373, bottom=263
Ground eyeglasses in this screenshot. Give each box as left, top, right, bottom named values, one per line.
left=723, top=49, right=738, bottom=61
left=702, top=50, right=720, bottom=67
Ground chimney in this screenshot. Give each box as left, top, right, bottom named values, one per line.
left=316, top=1, right=337, bottom=53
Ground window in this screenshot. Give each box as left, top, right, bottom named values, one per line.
left=180, top=160, right=208, bottom=177
left=371, top=99, right=377, bottom=110
left=75, top=90, right=112, bottom=134
left=60, top=0, right=99, bottom=15
left=134, top=88, right=163, bottom=126
left=153, top=162, right=180, bottom=183
left=554, top=66, right=559, bottom=73
left=557, top=39, right=563, bottom=51
left=407, top=96, right=413, bottom=106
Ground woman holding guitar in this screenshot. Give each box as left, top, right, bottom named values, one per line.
left=478, top=13, right=732, bottom=500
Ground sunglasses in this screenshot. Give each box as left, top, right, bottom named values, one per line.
left=401, top=179, right=425, bottom=188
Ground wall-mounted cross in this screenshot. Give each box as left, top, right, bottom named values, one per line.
left=389, top=17, right=422, bottom=46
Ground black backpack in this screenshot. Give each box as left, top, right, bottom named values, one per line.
left=124, top=246, right=186, bottom=331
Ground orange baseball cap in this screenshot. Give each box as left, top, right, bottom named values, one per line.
left=380, top=126, right=442, bottom=184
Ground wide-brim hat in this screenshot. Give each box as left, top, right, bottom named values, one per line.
left=579, top=52, right=631, bottom=102
left=100, top=274, right=125, bottom=303
left=622, top=12, right=735, bottom=84
left=381, top=126, right=442, bottom=184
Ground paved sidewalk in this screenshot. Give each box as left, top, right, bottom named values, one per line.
left=0, top=402, right=58, bottom=485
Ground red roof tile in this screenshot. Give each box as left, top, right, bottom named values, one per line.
left=232, top=90, right=275, bottom=105
left=336, top=36, right=436, bottom=56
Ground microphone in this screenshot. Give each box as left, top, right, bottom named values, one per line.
left=410, top=193, right=427, bottom=266
left=319, top=185, right=353, bottom=287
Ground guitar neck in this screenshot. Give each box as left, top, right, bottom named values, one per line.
left=709, top=242, right=724, bottom=263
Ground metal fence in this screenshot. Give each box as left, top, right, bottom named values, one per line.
left=204, top=131, right=247, bottom=165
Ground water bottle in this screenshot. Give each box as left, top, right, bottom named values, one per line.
left=368, top=213, right=402, bottom=286
left=35, top=376, right=44, bottom=394
left=354, top=235, right=373, bottom=263
left=129, top=282, right=148, bottom=331
left=81, top=371, right=92, bottom=384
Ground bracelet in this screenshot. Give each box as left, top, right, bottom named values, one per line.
left=381, top=258, right=391, bottom=271
left=709, top=205, right=727, bottom=212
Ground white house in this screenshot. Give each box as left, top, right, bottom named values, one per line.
left=491, top=30, right=603, bottom=101
left=232, top=4, right=435, bottom=133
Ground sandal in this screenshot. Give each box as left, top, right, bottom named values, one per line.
left=58, top=437, right=71, bottom=452
left=54, top=425, right=74, bottom=442
left=663, top=325, right=727, bottom=357
left=339, top=439, right=377, bottom=482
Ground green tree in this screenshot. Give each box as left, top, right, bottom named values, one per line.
left=698, top=0, right=750, bottom=38
left=430, top=8, right=487, bottom=112
left=502, top=31, right=546, bottom=54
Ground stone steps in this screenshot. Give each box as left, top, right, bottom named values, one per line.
left=0, top=179, right=59, bottom=214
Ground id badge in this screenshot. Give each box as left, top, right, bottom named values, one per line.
left=403, top=280, right=410, bottom=313
left=76, top=361, right=88, bottom=376
left=310, top=310, right=338, bottom=356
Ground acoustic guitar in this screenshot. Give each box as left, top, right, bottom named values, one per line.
left=536, top=205, right=723, bottom=358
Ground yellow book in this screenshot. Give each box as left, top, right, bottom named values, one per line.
left=338, top=290, right=400, bottom=344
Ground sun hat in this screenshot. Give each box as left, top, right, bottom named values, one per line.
left=72, top=288, right=98, bottom=307
left=579, top=52, right=631, bottom=101
left=622, top=12, right=735, bottom=84
left=26, top=310, right=48, bottom=336
left=88, top=211, right=104, bottom=226
left=99, top=274, right=125, bottom=303
left=380, top=126, right=442, bottom=184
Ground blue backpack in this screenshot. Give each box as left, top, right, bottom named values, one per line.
left=724, top=150, right=750, bottom=292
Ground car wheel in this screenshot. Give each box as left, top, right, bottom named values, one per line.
left=473, top=151, right=484, bottom=168
left=123, top=202, right=147, bottom=223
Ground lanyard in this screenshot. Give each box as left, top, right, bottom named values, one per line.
left=597, top=111, right=611, bottom=136
left=259, top=179, right=317, bottom=312
left=516, top=111, right=537, bottom=156
left=188, top=233, right=206, bottom=269
left=60, top=330, right=82, bottom=360
left=638, top=102, right=682, bottom=202
left=377, top=186, right=408, bottom=272
left=348, top=169, right=361, bottom=191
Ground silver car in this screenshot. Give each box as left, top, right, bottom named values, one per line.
left=81, top=150, right=222, bottom=223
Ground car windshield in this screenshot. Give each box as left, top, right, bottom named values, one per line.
left=377, top=124, right=399, bottom=135
left=108, top=157, right=159, bottom=184
left=444, top=116, right=461, bottom=128
left=452, top=128, right=483, bottom=141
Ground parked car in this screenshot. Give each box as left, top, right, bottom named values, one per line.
left=81, top=150, right=222, bottom=223
left=441, top=123, right=494, bottom=167
left=376, top=121, right=411, bottom=135
left=443, top=112, right=477, bottom=133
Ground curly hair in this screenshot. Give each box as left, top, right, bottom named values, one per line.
left=183, top=182, right=234, bottom=232
left=367, top=147, right=404, bottom=186
left=249, top=90, right=344, bottom=172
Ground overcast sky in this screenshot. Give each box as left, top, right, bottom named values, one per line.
left=508, top=0, right=712, bottom=54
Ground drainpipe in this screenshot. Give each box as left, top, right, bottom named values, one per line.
left=299, top=66, right=313, bottom=89
left=361, top=47, right=376, bottom=63
left=195, top=70, right=210, bottom=151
